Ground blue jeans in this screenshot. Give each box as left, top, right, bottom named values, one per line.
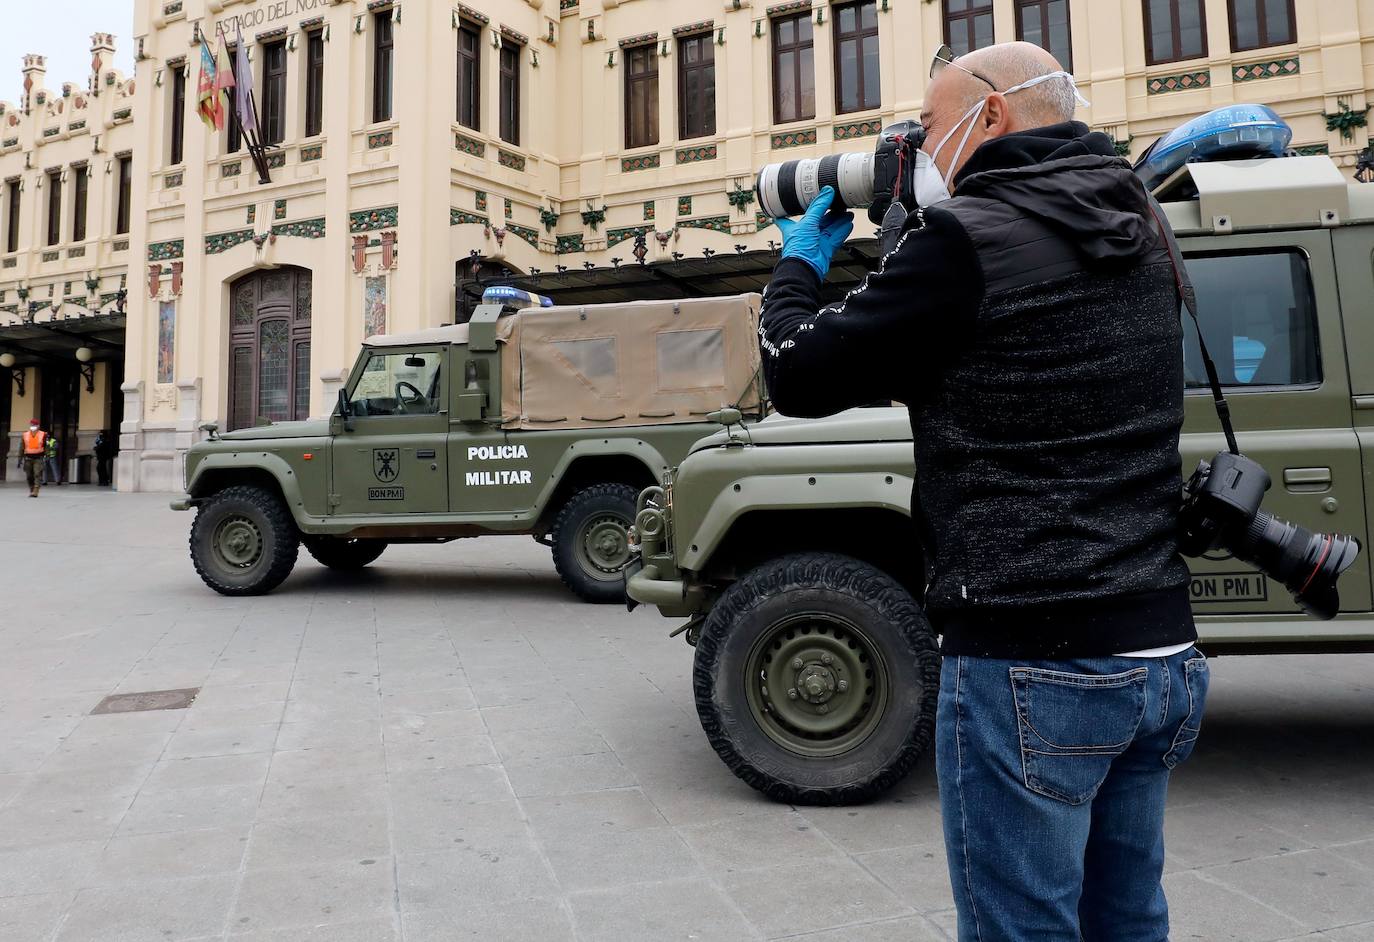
left=936, top=647, right=1209, bottom=942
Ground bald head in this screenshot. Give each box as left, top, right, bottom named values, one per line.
left=920, top=41, right=1080, bottom=183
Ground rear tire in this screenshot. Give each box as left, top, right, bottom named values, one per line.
left=189, top=485, right=300, bottom=596
left=693, top=552, right=940, bottom=805
left=551, top=483, right=638, bottom=603
left=304, top=536, right=388, bottom=571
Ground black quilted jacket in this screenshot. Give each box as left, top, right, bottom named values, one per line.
left=759, top=122, right=1196, bottom=658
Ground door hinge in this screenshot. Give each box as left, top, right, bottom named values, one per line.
left=328, top=493, right=342, bottom=508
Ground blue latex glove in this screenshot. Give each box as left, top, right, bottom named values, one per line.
left=775, top=186, right=855, bottom=280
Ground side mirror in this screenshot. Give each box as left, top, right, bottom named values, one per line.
left=707, top=407, right=742, bottom=427
left=337, top=388, right=355, bottom=432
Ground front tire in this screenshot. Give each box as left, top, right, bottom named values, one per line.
left=303, top=536, right=387, bottom=571
left=189, top=485, right=300, bottom=596
left=550, top=483, right=638, bottom=603
left=693, top=552, right=940, bottom=805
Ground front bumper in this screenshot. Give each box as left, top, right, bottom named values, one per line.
left=625, top=554, right=705, bottom=617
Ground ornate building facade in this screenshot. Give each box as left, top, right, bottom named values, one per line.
left=6, top=0, right=1374, bottom=488
left=0, top=40, right=135, bottom=481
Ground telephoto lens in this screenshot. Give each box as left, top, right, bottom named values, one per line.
left=1232, top=512, right=1361, bottom=620
left=755, top=151, right=876, bottom=219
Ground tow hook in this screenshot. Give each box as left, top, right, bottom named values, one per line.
left=668, top=614, right=706, bottom=647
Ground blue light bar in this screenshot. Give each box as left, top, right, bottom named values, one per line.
left=482, top=285, right=554, bottom=309
left=1135, top=104, right=1293, bottom=192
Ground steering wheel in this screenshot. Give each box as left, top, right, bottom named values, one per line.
left=395, top=381, right=427, bottom=413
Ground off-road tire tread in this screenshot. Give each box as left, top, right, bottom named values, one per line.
left=693, top=552, right=940, bottom=806
left=303, top=537, right=388, bottom=570
left=189, top=485, right=300, bottom=596
left=550, top=482, right=639, bottom=604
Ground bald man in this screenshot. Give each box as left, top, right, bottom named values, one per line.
left=760, top=41, right=1207, bottom=941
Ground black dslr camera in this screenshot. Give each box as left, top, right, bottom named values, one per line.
left=1179, top=451, right=1360, bottom=619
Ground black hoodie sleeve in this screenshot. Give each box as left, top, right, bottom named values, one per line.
left=759, top=206, right=985, bottom=418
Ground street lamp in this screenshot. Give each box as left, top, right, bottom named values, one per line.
left=0, top=351, right=24, bottom=396
left=76, top=346, right=95, bottom=392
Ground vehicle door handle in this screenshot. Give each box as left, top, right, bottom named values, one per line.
left=417, top=449, right=436, bottom=459
left=1283, top=467, right=1331, bottom=492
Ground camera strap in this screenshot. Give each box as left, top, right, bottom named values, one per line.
left=1144, top=194, right=1240, bottom=456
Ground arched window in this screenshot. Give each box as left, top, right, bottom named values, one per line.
left=228, top=268, right=312, bottom=430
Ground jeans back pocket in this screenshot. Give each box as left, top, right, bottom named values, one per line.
left=1010, top=666, right=1148, bottom=805
left=1164, top=654, right=1210, bottom=769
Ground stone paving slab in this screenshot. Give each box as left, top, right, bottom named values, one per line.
left=1, top=486, right=1373, bottom=940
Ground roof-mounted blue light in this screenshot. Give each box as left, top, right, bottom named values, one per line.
left=482, top=285, right=554, bottom=309
left=1135, top=104, right=1293, bottom=193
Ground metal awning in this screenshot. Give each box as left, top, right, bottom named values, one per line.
left=0, top=313, right=127, bottom=367
left=459, top=240, right=883, bottom=311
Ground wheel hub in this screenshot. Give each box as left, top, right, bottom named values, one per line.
left=579, top=514, right=630, bottom=576
left=214, top=516, right=263, bottom=569
left=745, top=613, right=889, bottom=758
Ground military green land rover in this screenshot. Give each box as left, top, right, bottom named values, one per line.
left=172, top=291, right=762, bottom=601
left=628, top=152, right=1374, bottom=804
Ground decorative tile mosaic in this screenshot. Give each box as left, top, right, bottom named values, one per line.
left=676, top=144, right=717, bottom=164
left=42, top=128, right=60, bottom=138
left=677, top=195, right=692, bottom=216
left=265, top=152, right=285, bottom=170
left=450, top=208, right=487, bottom=226
left=1, top=258, right=15, bottom=268
left=622, top=153, right=660, bottom=172
left=350, top=206, right=399, bottom=232
left=555, top=233, right=585, bottom=254
left=1294, top=143, right=1330, bottom=156
left=475, top=190, right=488, bottom=212
left=607, top=224, right=650, bottom=246
left=455, top=132, right=486, bottom=157
left=834, top=118, right=882, bottom=140
left=1146, top=70, right=1210, bottom=95
left=756, top=213, right=775, bottom=230
left=271, top=217, right=327, bottom=239
left=771, top=127, right=817, bottom=149
left=504, top=199, right=513, bottom=219
left=246, top=205, right=256, bottom=224
left=1233, top=57, right=1300, bottom=83
left=618, top=31, right=658, bottom=48
left=67, top=247, right=85, bottom=258
left=501, top=25, right=529, bottom=45
left=559, top=0, right=578, bottom=10
left=300, top=143, right=323, bottom=162
left=205, top=229, right=254, bottom=255
left=147, top=239, right=184, bottom=261
left=222, top=161, right=242, bottom=178
left=1, top=139, right=16, bottom=149
left=507, top=223, right=540, bottom=248
left=457, top=3, right=490, bottom=24
left=767, top=0, right=810, bottom=14
left=679, top=215, right=730, bottom=233
left=643, top=200, right=655, bottom=220
left=274, top=199, right=287, bottom=221
left=163, top=1, right=183, bottom=15
left=498, top=149, right=527, bottom=171
left=112, top=239, right=129, bottom=252
left=164, top=171, right=183, bottom=188
left=672, top=19, right=714, bottom=35
left=367, top=130, right=394, bottom=149
left=69, top=120, right=85, bottom=131
left=41, top=251, right=59, bottom=262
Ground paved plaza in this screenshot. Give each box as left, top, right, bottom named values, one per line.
left=0, top=485, right=1372, bottom=941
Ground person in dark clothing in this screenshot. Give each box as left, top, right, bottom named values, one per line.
left=94, top=429, right=116, bottom=487
left=760, top=41, right=1209, bottom=942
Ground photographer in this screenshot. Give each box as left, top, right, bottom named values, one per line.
left=760, top=41, right=1208, bottom=941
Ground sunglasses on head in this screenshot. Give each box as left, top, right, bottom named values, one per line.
left=929, top=44, right=1001, bottom=92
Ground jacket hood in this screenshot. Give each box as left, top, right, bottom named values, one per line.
left=952, top=121, right=1157, bottom=264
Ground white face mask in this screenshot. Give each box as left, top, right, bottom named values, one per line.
left=912, top=70, right=1090, bottom=206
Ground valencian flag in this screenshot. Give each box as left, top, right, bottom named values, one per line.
left=196, top=41, right=223, bottom=130
left=213, top=32, right=236, bottom=118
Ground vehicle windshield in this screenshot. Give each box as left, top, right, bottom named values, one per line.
left=348, top=350, right=443, bottom=416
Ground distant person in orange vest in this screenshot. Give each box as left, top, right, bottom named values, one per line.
left=18, top=419, right=47, bottom=497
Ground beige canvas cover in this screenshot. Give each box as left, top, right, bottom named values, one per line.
left=497, top=294, right=762, bottom=430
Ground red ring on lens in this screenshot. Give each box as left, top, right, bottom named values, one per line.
left=1298, top=535, right=1334, bottom=596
